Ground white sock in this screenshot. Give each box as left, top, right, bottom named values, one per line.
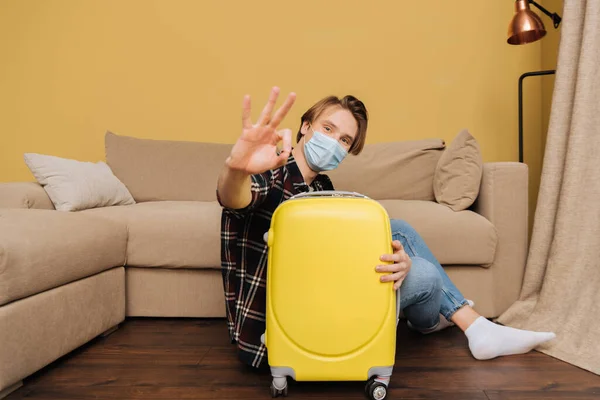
left=407, top=299, right=474, bottom=334
left=465, top=316, right=556, bottom=360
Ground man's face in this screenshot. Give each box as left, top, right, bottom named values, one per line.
left=301, top=106, right=358, bottom=152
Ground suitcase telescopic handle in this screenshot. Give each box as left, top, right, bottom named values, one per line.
left=288, top=190, right=370, bottom=200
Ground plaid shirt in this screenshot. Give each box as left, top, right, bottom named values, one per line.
left=217, top=154, right=333, bottom=368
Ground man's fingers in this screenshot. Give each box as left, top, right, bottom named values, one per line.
left=276, top=129, right=292, bottom=152
left=276, top=129, right=293, bottom=165
left=380, top=251, right=405, bottom=263
left=392, top=240, right=404, bottom=252
left=393, top=278, right=405, bottom=291
left=257, top=87, right=280, bottom=125
left=242, top=95, right=252, bottom=129
left=376, top=262, right=409, bottom=273
left=269, top=92, right=296, bottom=128
left=380, top=271, right=408, bottom=284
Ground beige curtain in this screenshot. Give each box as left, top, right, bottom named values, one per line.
left=497, top=0, right=600, bottom=375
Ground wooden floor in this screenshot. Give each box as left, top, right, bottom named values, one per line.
left=6, top=318, right=600, bottom=400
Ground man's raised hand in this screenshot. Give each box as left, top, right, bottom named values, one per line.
left=226, top=87, right=296, bottom=175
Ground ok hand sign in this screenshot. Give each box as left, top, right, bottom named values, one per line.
left=226, top=87, right=297, bottom=175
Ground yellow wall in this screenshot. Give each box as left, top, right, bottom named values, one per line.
left=0, top=1, right=543, bottom=183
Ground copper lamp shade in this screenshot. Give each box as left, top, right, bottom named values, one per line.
left=507, top=0, right=547, bottom=45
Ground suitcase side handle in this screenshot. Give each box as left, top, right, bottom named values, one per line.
left=288, top=190, right=370, bottom=200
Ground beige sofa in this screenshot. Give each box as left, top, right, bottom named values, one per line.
left=0, top=132, right=528, bottom=398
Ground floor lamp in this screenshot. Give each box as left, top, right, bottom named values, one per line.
left=518, top=70, right=556, bottom=163
left=507, top=0, right=562, bottom=163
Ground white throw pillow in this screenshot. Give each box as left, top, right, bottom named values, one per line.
left=24, top=153, right=136, bottom=212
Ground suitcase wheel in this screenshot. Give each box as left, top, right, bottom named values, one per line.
left=365, top=377, right=388, bottom=400
left=270, top=380, right=288, bottom=398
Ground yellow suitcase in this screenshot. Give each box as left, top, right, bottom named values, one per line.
left=264, top=191, right=398, bottom=400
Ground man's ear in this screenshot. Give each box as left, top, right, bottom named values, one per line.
left=300, top=121, right=310, bottom=136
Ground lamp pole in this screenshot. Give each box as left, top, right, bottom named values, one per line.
left=518, top=69, right=556, bottom=163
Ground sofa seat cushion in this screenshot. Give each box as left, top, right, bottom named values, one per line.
left=378, top=200, right=497, bottom=266
left=0, top=209, right=127, bottom=307
left=82, top=201, right=221, bottom=269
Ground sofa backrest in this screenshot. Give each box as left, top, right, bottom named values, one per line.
left=105, top=131, right=233, bottom=202
left=327, top=138, right=446, bottom=200
left=106, top=132, right=445, bottom=202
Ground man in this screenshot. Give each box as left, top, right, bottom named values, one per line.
left=216, top=87, right=556, bottom=369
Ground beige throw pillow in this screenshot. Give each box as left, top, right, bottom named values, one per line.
left=24, top=153, right=135, bottom=212
left=433, top=129, right=483, bottom=211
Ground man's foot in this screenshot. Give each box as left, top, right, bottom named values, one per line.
left=465, top=316, right=556, bottom=360
left=407, top=299, right=474, bottom=334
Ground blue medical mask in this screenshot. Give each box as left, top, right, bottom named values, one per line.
left=303, top=129, right=348, bottom=172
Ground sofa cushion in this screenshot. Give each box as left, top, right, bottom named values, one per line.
left=82, top=201, right=222, bottom=269
left=327, top=139, right=446, bottom=201
left=433, top=129, right=483, bottom=211
left=0, top=209, right=127, bottom=307
left=378, top=200, right=497, bottom=266
left=105, top=131, right=233, bottom=202
left=0, top=182, right=54, bottom=210
left=24, top=153, right=135, bottom=212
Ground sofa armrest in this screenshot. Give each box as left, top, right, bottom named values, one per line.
left=472, top=162, right=528, bottom=316
left=0, top=182, right=55, bottom=210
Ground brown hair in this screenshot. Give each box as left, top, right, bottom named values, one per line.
left=297, top=95, right=368, bottom=155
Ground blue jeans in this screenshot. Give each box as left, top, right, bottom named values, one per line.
left=391, top=219, right=468, bottom=328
